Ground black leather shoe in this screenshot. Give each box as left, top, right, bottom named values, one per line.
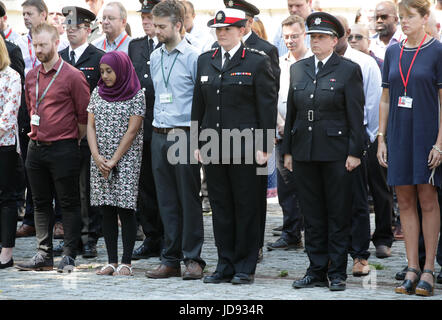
left=57, top=255, right=75, bottom=273
left=395, top=266, right=408, bottom=281
left=82, top=242, right=97, bottom=259
left=16, top=252, right=54, bottom=271
left=53, top=241, right=64, bottom=257
left=395, top=267, right=421, bottom=295
left=231, top=273, right=254, bottom=285
left=0, top=258, right=13, bottom=269
left=329, top=279, right=346, bottom=291
left=292, top=275, right=328, bottom=289
left=415, top=269, right=435, bottom=297
left=267, top=238, right=303, bottom=251
left=437, top=268, right=442, bottom=285
left=132, top=239, right=161, bottom=260
left=203, top=272, right=233, bottom=284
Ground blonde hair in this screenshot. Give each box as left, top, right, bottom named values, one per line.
left=0, top=36, right=10, bottom=71
left=252, top=18, right=268, bottom=40
left=398, top=0, right=431, bottom=17
left=32, top=22, right=59, bottom=41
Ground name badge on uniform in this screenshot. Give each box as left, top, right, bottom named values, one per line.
left=398, top=96, right=413, bottom=108
left=31, top=114, right=40, bottom=126
left=201, top=76, right=208, bottom=83
left=160, top=93, right=173, bottom=104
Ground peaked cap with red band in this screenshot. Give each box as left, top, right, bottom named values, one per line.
left=223, top=0, right=260, bottom=17
left=207, top=8, right=247, bottom=28
left=306, top=12, right=345, bottom=38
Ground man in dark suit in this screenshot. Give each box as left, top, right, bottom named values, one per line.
left=59, top=6, right=105, bottom=258
left=192, top=8, right=277, bottom=285
left=128, top=0, right=163, bottom=260
left=283, top=12, right=365, bottom=291
left=222, top=0, right=280, bottom=263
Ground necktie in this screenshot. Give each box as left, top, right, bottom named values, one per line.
left=148, top=38, right=154, bottom=54
left=317, top=61, right=323, bottom=74
left=70, top=51, right=76, bottom=65
left=222, top=52, right=230, bottom=70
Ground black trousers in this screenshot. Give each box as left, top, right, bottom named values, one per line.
left=25, top=139, right=81, bottom=258
left=275, top=142, right=303, bottom=243
left=205, top=163, right=261, bottom=275
left=79, top=143, right=101, bottom=245
left=151, top=131, right=205, bottom=269
left=294, top=160, right=353, bottom=281
left=136, top=139, right=162, bottom=241
left=0, top=146, right=19, bottom=248
left=367, top=137, right=394, bottom=247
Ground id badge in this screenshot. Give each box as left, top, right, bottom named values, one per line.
left=31, top=114, right=40, bottom=126
left=160, top=93, right=173, bottom=104
left=398, top=96, right=413, bottom=108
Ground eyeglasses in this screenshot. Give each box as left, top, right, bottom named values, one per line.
left=348, top=34, right=366, bottom=41
left=283, top=33, right=303, bottom=40
left=375, top=14, right=394, bottom=21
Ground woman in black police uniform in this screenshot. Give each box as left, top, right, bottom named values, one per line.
left=283, top=12, right=365, bottom=291
left=191, top=8, right=277, bottom=285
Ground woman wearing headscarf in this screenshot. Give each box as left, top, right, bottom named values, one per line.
left=87, top=51, right=145, bottom=276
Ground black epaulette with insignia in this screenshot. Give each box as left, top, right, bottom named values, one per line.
left=245, top=47, right=266, bottom=56
left=131, top=36, right=148, bottom=43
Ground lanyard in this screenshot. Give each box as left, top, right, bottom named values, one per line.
left=161, top=50, right=179, bottom=89
left=28, top=37, right=38, bottom=68
left=5, top=29, right=12, bottom=40
left=399, top=34, right=426, bottom=96
left=103, top=34, right=128, bottom=51
left=35, top=60, right=64, bottom=110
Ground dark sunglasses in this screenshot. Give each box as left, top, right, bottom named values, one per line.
left=375, top=14, right=393, bottom=20
left=348, top=34, right=365, bottom=41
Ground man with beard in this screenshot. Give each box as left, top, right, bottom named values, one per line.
left=370, top=1, right=405, bottom=59
left=16, top=23, right=90, bottom=273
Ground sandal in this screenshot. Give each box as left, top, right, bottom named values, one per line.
left=395, top=267, right=421, bottom=295
left=113, top=264, right=134, bottom=276
left=415, top=269, right=435, bottom=297
left=96, top=264, right=117, bottom=276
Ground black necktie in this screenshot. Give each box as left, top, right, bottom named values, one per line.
left=222, top=52, right=230, bottom=70
left=317, top=61, right=323, bottom=74
left=148, top=38, right=154, bottom=54
left=70, top=51, right=76, bottom=65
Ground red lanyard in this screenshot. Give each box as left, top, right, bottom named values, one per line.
left=399, top=34, right=426, bottom=96
left=5, top=29, right=12, bottom=40
left=28, top=37, right=37, bottom=68
left=103, top=34, right=128, bottom=51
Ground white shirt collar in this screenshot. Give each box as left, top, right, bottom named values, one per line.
left=221, top=41, right=242, bottom=65
left=243, top=30, right=252, bottom=43
left=314, top=51, right=333, bottom=70
left=69, top=42, right=89, bottom=64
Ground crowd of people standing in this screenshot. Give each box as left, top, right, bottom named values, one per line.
left=0, top=0, right=441, bottom=296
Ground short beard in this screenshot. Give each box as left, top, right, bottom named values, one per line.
left=37, top=48, right=56, bottom=63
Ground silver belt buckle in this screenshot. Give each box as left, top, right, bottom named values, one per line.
left=308, top=110, right=314, bottom=122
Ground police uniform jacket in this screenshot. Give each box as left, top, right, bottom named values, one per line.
left=191, top=44, right=277, bottom=161
left=128, top=36, right=160, bottom=141
left=282, top=52, right=365, bottom=162
left=59, top=44, right=104, bottom=93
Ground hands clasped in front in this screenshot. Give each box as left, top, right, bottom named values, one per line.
left=93, top=154, right=117, bottom=179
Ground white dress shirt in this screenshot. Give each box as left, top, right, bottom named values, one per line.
left=314, top=52, right=333, bottom=74
left=221, top=42, right=242, bottom=68
left=68, top=42, right=89, bottom=64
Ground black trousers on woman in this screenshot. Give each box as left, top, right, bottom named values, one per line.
left=100, top=206, right=137, bottom=264
left=0, top=146, right=20, bottom=248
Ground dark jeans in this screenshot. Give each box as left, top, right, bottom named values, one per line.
left=151, top=131, right=205, bottom=269
left=275, top=141, right=303, bottom=243
left=101, top=206, right=137, bottom=264
left=0, top=146, right=19, bottom=247
left=25, top=139, right=81, bottom=258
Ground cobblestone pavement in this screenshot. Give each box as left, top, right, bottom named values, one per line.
left=0, top=200, right=441, bottom=300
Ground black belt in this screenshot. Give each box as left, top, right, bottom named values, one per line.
left=30, top=139, right=76, bottom=147
left=297, top=110, right=346, bottom=122
left=152, top=126, right=190, bottom=134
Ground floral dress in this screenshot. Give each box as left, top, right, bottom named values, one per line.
left=87, top=88, right=145, bottom=210
left=0, top=66, right=21, bottom=149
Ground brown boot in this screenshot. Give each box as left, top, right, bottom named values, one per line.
left=53, top=222, right=64, bottom=239
left=182, top=260, right=203, bottom=280
left=16, top=224, right=36, bottom=238
left=145, top=264, right=181, bottom=279
left=352, top=258, right=370, bottom=277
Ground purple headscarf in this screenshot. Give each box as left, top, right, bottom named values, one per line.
left=97, top=51, right=141, bottom=102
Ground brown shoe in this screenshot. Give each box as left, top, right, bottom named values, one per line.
left=393, top=224, right=404, bottom=241
left=16, top=224, right=36, bottom=238
left=182, top=260, right=203, bottom=280
left=53, top=222, right=64, bottom=239
left=352, top=258, right=370, bottom=277
left=145, top=264, right=181, bottom=279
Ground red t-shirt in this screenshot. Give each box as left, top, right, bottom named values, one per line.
left=25, top=57, right=90, bottom=142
